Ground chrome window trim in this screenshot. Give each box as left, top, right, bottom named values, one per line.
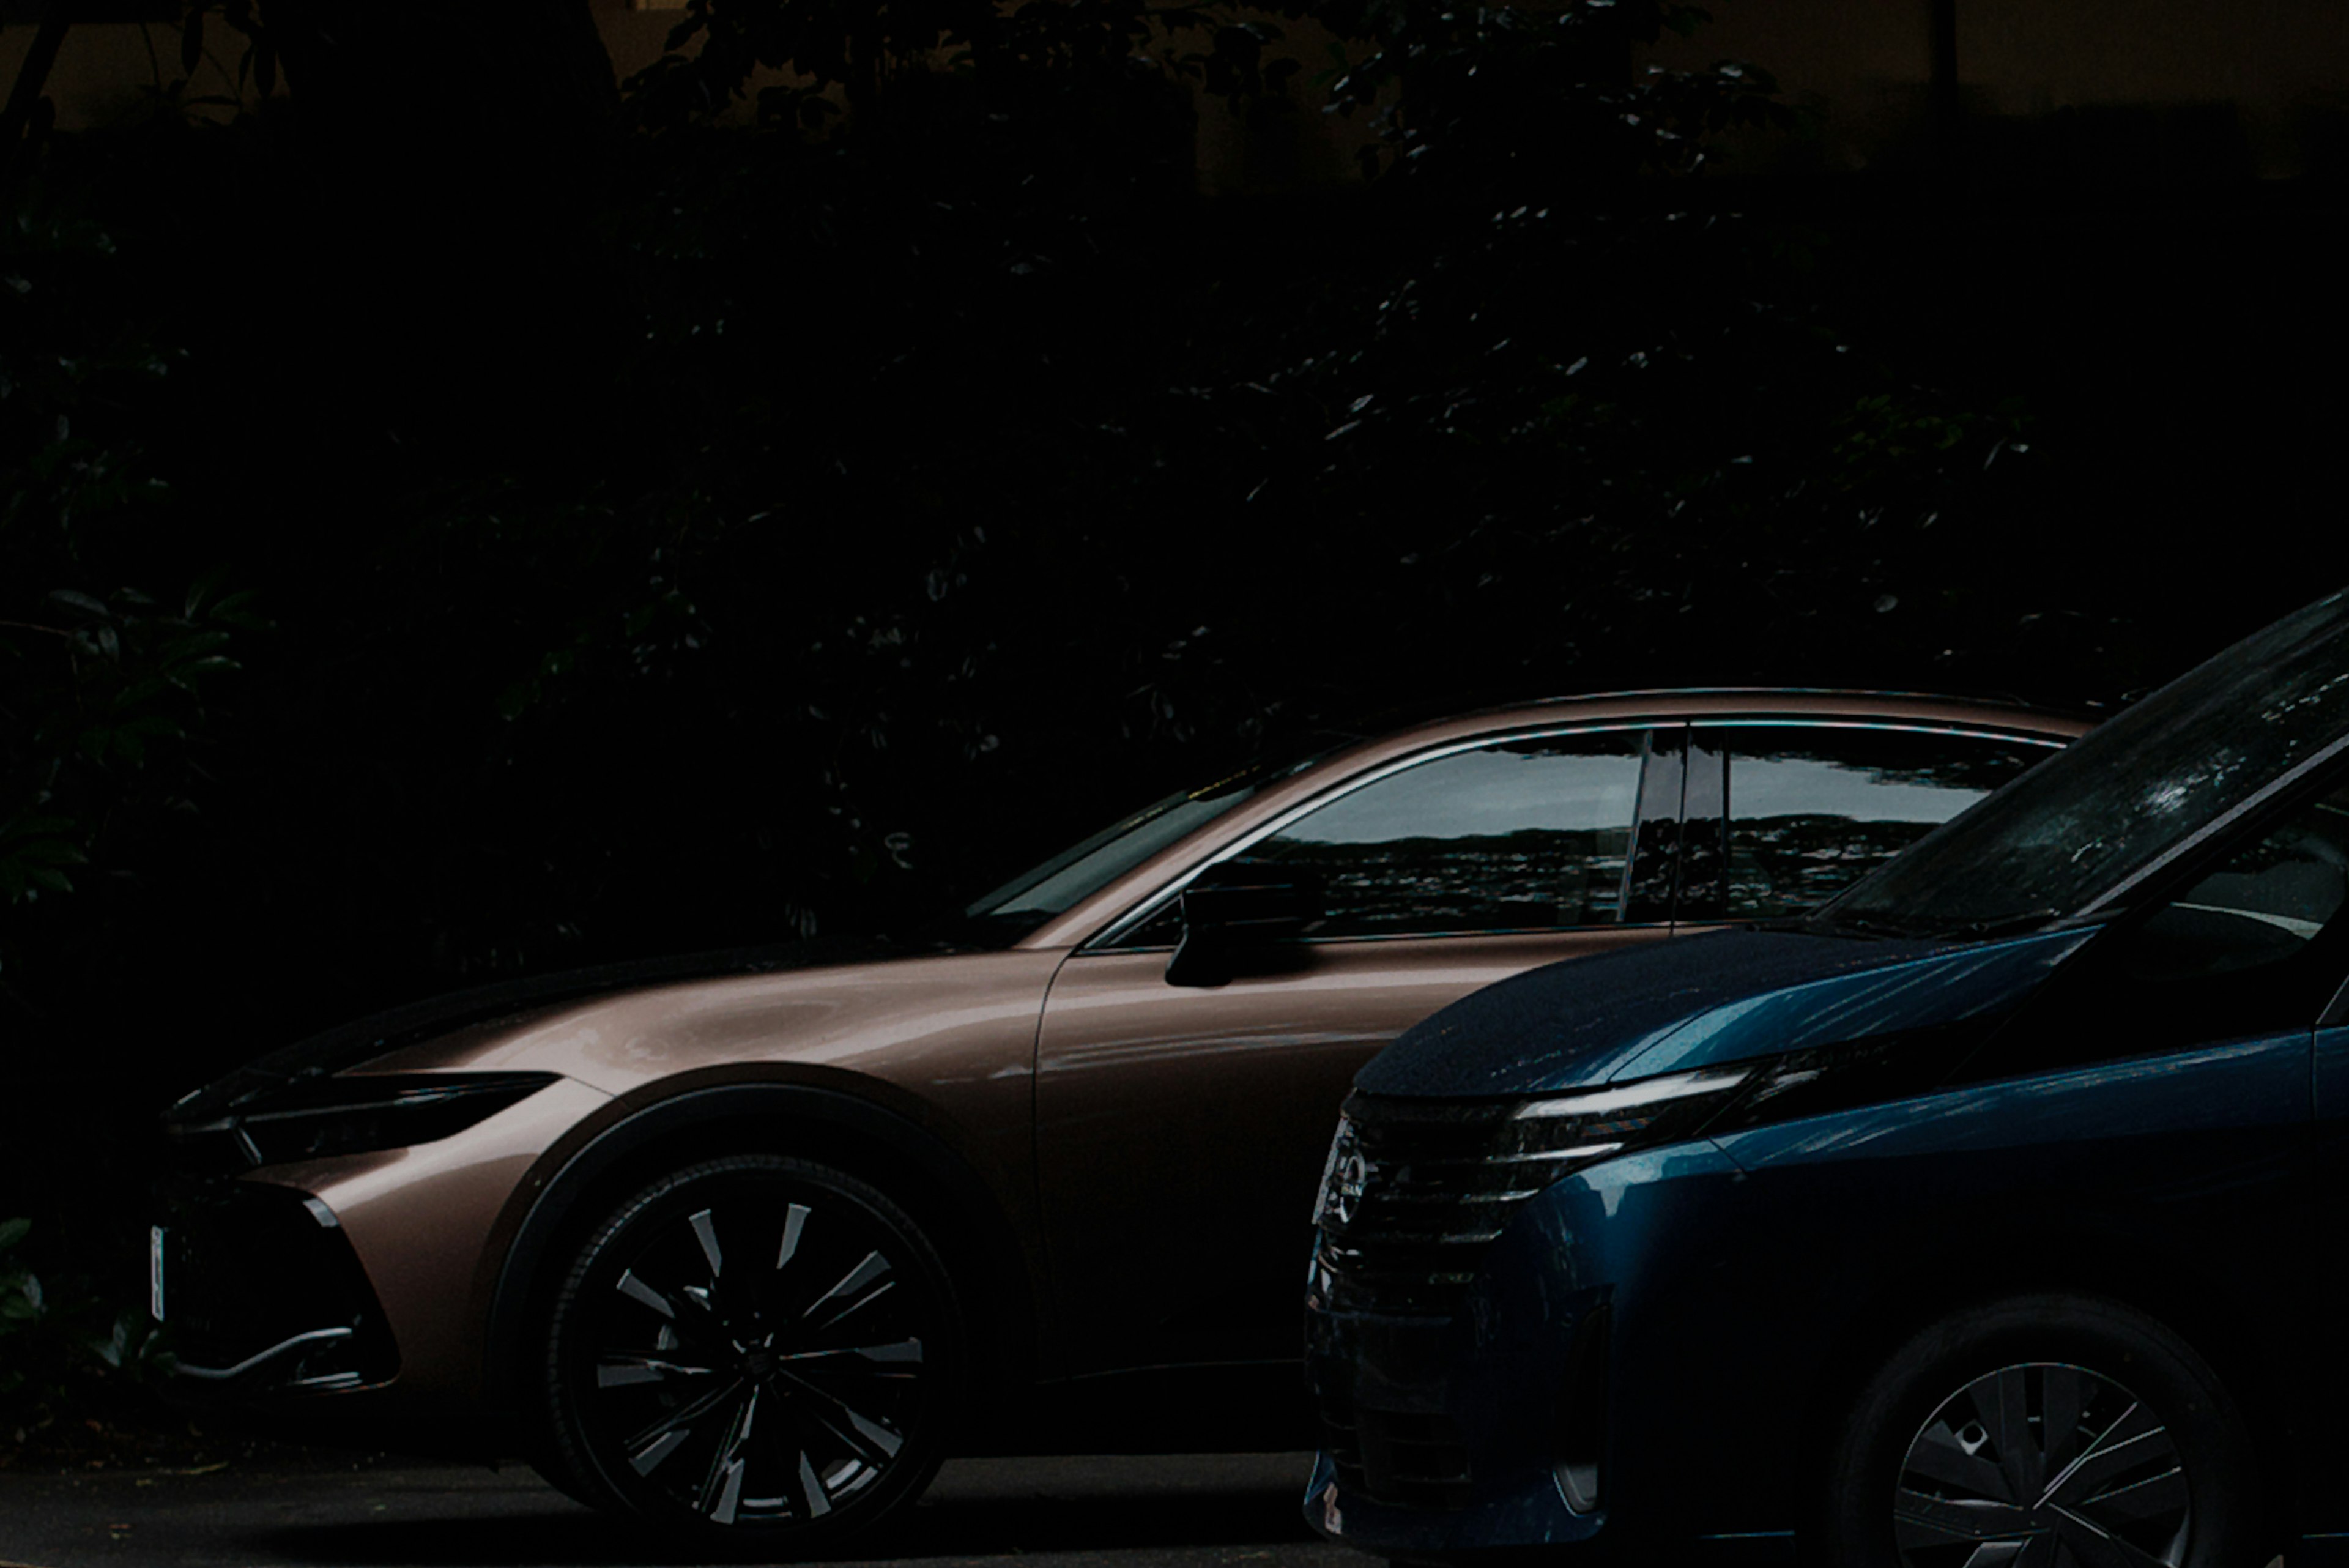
left=1088, top=920, right=1678, bottom=957
left=2320, top=963, right=2349, bottom=1031
left=1690, top=719, right=2069, bottom=746
left=1079, top=716, right=2071, bottom=953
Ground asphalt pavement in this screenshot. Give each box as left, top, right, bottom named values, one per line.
left=0, top=1451, right=1371, bottom=1568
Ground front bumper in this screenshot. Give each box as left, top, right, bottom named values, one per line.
left=1303, top=1263, right=1606, bottom=1555
left=1302, top=1142, right=1784, bottom=1562
left=152, top=1071, right=614, bottom=1455
left=152, top=1176, right=398, bottom=1397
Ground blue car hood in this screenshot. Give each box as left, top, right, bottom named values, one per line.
left=1357, top=925, right=2098, bottom=1099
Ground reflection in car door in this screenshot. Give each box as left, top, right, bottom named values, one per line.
left=1031, top=725, right=1687, bottom=1384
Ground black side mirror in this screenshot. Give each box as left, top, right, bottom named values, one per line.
left=1165, top=860, right=1322, bottom=989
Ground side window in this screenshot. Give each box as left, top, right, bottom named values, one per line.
left=2126, top=780, right=2349, bottom=981
left=1961, top=779, right=2349, bottom=1084
left=1693, top=726, right=2058, bottom=920
left=1245, top=732, right=1652, bottom=938
left=1110, top=730, right=1660, bottom=946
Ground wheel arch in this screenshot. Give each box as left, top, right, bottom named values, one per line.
left=481, top=1081, right=1043, bottom=1442
left=1789, top=1219, right=2301, bottom=1551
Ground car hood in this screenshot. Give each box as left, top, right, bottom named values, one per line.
left=168, top=935, right=908, bottom=1120
left=1356, top=924, right=2098, bottom=1099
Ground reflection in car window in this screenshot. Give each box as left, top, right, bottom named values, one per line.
left=1712, top=728, right=2058, bottom=920
left=1236, top=732, right=1649, bottom=938
left=2134, top=780, right=2349, bottom=978
left=1828, top=591, right=2349, bottom=934
left=1976, top=776, right=2349, bottom=1083
left=963, top=751, right=1332, bottom=937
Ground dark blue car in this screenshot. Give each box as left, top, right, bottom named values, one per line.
left=1304, top=591, right=2349, bottom=1568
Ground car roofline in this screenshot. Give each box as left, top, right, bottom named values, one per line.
left=1014, top=688, right=2093, bottom=951
left=1475, top=685, right=2095, bottom=724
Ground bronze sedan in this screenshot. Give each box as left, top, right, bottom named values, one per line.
left=154, top=689, right=2087, bottom=1548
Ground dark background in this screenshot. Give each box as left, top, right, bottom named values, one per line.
left=2, top=0, right=2345, bottom=1430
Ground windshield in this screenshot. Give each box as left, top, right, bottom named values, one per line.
left=1825, top=589, right=2349, bottom=935
left=957, top=748, right=1334, bottom=940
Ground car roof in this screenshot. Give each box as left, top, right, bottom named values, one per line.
left=1397, top=686, right=2091, bottom=738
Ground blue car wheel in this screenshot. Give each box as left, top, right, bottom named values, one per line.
left=1822, top=1293, right=2263, bottom=1568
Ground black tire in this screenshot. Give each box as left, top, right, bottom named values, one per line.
left=531, top=1154, right=962, bottom=1550
left=1820, top=1292, right=2260, bottom=1568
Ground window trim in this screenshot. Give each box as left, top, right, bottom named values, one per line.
left=2322, top=968, right=2349, bottom=1031
left=1078, top=721, right=1678, bottom=953
left=1683, top=718, right=2073, bottom=745
left=1619, top=723, right=1687, bottom=926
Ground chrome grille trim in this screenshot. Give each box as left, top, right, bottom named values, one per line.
left=1311, top=1093, right=1586, bottom=1313
left=1312, top=1071, right=1752, bottom=1315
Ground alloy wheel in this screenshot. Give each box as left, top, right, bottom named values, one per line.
left=1893, top=1361, right=2189, bottom=1568
left=574, top=1181, right=939, bottom=1529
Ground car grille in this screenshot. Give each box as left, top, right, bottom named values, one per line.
left=1320, top=1394, right=1474, bottom=1509
left=1312, top=1068, right=1752, bottom=1315
left=153, top=1177, right=398, bottom=1389
left=1312, top=1091, right=1608, bottom=1316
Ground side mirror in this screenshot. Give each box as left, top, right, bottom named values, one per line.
left=1165, top=860, right=1321, bottom=989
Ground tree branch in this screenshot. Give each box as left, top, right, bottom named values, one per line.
left=1, top=0, right=81, bottom=182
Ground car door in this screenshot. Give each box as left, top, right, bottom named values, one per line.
left=1033, top=724, right=1684, bottom=1380
left=1674, top=721, right=2068, bottom=926
left=1935, top=776, right=2349, bottom=1530
left=2290, top=787, right=2349, bottom=1536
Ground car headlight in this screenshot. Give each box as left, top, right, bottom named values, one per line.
left=169, top=1072, right=558, bottom=1169
left=1314, top=1063, right=1759, bottom=1228
left=1502, top=1063, right=1759, bottom=1151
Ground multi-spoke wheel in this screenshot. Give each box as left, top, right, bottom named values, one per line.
left=536, top=1154, right=960, bottom=1547
left=1821, top=1294, right=2263, bottom=1568
left=1894, top=1362, right=2188, bottom=1565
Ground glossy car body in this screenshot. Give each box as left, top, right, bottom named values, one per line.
left=153, top=689, right=2083, bottom=1537
left=1302, top=601, right=2349, bottom=1567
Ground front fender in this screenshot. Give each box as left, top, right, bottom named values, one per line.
left=479, top=1079, right=1043, bottom=1424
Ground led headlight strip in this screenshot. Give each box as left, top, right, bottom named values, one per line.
left=1500, top=1063, right=1760, bottom=1170
left=174, top=1072, right=559, bottom=1168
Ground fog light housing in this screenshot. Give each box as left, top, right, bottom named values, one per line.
left=1555, top=1300, right=1610, bottom=1515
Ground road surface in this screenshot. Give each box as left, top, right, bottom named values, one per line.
left=0, top=1450, right=1375, bottom=1568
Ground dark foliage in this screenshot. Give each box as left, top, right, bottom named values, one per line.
left=1, top=0, right=2345, bottom=1428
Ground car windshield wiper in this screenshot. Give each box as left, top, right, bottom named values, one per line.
left=1813, top=912, right=1926, bottom=939
left=1814, top=905, right=2068, bottom=943
left=1937, top=907, right=2066, bottom=940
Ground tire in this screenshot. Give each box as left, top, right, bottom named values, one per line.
left=1820, top=1292, right=2260, bottom=1568
left=531, top=1154, right=962, bottom=1550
